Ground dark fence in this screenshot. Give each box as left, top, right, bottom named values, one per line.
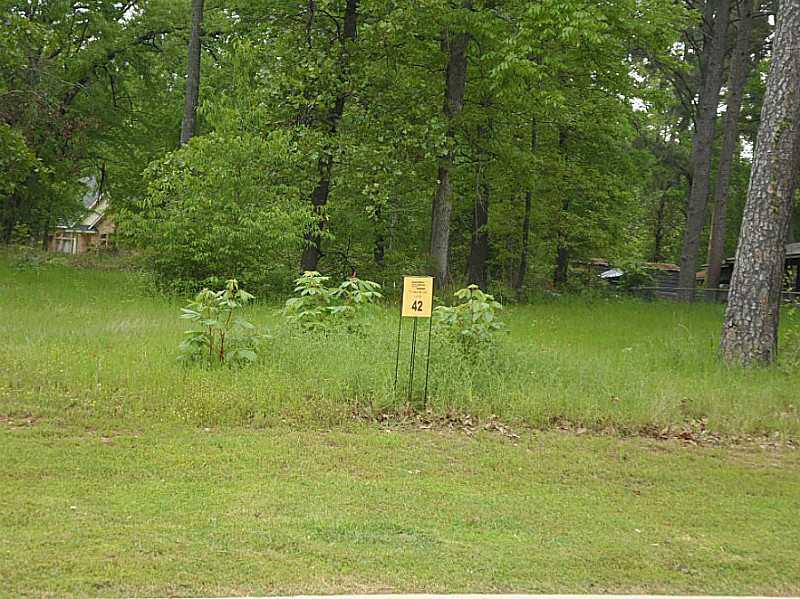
left=630, top=287, right=800, bottom=303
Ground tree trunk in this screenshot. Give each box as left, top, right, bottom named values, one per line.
left=553, top=243, right=569, bottom=288
left=373, top=206, right=386, bottom=268
left=467, top=169, right=489, bottom=289
left=179, top=0, right=204, bottom=146
left=678, top=0, right=732, bottom=301
left=706, top=0, right=756, bottom=297
left=553, top=127, right=570, bottom=289
left=300, top=0, right=358, bottom=271
left=430, top=30, right=469, bottom=287
left=515, top=118, right=537, bottom=298
left=301, top=166, right=332, bottom=271
left=515, top=190, right=532, bottom=297
left=720, top=0, right=800, bottom=366
left=40, top=212, right=50, bottom=250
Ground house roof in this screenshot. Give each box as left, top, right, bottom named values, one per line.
left=82, top=185, right=99, bottom=210
left=55, top=176, right=106, bottom=231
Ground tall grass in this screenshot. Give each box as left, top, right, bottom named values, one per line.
left=1, top=255, right=798, bottom=436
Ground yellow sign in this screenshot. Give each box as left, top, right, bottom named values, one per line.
left=401, top=276, right=434, bottom=318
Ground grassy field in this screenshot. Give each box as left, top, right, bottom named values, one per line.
left=2, top=253, right=800, bottom=597
left=2, top=423, right=800, bottom=597
left=1, top=254, right=798, bottom=436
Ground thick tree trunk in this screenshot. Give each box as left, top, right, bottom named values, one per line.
left=515, top=118, right=537, bottom=298
left=430, top=30, right=469, bottom=287
left=706, top=0, right=756, bottom=297
left=677, top=0, right=732, bottom=301
left=300, top=0, right=358, bottom=271
left=720, top=0, right=800, bottom=366
left=467, top=170, right=489, bottom=289
left=179, top=0, right=204, bottom=146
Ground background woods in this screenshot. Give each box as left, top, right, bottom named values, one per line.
left=1, top=0, right=796, bottom=304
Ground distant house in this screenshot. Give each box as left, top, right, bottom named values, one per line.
left=48, top=180, right=115, bottom=254
left=697, top=243, right=800, bottom=293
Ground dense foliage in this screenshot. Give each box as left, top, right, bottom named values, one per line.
left=1, top=0, right=784, bottom=296
left=178, top=278, right=265, bottom=366
left=433, top=284, right=504, bottom=352
left=284, top=271, right=383, bottom=332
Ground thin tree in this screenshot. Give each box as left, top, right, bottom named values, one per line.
left=467, top=96, right=493, bottom=289
left=514, top=118, right=537, bottom=298
left=705, top=0, right=757, bottom=298
left=431, top=27, right=469, bottom=287
left=719, top=0, right=800, bottom=366
left=180, top=0, right=204, bottom=146
left=677, top=0, right=732, bottom=301
left=553, top=126, right=570, bottom=288
left=301, top=0, right=358, bottom=272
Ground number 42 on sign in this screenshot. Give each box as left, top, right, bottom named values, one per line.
left=395, top=276, right=435, bottom=402
left=401, top=276, right=434, bottom=318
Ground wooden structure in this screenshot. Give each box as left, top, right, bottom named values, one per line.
left=48, top=181, right=115, bottom=254
left=697, top=243, right=800, bottom=297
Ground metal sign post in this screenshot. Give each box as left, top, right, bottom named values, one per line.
left=394, top=276, right=434, bottom=403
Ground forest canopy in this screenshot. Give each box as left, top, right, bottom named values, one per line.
left=0, top=0, right=790, bottom=297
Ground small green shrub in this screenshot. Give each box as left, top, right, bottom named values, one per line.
left=178, top=279, right=266, bottom=367
left=433, top=284, right=503, bottom=352
left=10, top=245, right=50, bottom=271
left=284, top=271, right=383, bottom=333
left=616, top=260, right=654, bottom=291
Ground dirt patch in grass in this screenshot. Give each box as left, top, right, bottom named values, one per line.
left=0, top=414, right=41, bottom=428
left=351, top=403, right=799, bottom=451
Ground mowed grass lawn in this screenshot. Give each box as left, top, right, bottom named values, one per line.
left=2, top=424, right=800, bottom=597
left=1, top=254, right=800, bottom=597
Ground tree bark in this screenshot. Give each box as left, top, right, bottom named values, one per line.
left=179, top=0, right=204, bottom=146
left=430, top=30, right=469, bottom=287
left=720, top=0, right=800, bottom=366
left=677, top=0, right=732, bottom=301
left=467, top=169, right=489, bottom=289
left=706, top=0, right=756, bottom=297
left=300, top=0, right=358, bottom=271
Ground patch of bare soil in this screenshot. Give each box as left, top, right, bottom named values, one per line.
left=0, top=414, right=40, bottom=428
left=351, top=404, right=797, bottom=450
